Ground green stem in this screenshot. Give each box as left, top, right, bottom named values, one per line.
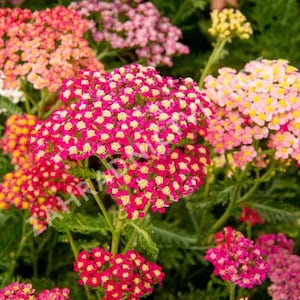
left=246, top=223, right=252, bottom=240
left=111, top=208, right=126, bottom=255
left=229, top=282, right=236, bottom=300
left=199, top=39, right=227, bottom=88
left=85, top=177, right=114, bottom=232
left=66, top=230, right=94, bottom=300
left=172, top=0, right=189, bottom=25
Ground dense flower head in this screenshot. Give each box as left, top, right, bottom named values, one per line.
left=209, top=8, right=252, bottom=42
left=204, top=226, right=269, bottom=288
left=0, top=114, right=37, bottom=166
left=238, top=206, right=265, bottom=226
left=0, top=282, right=70, bottom=300
left=69, top=0, right=189, bottom=67
left=204, top=59, right=300, bottom=167
left=74, top=247, right=164, bottom=299
left=0, top=6, right=103, bottom=92
left=32, top=64, right=212, bottom=217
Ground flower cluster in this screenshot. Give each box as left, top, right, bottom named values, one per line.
left=204, top=59, right=300, bottom=167
left=208, top=8, right=252, bottom=42
left=0, top=114, right=82, bottom=234
left=32, top=64, right=212, bottom=218
left=238, top=206, right=264, bottom=226
left=69, top=0, right=189, bottom=67
left=256, top=233, right=300, bottom=300
left=0, top=282, right=70, bottom=299
left=74, top=247, right=164, bottom=299
left=204, top=226, right=269, bottom=288
left=0, top=6, right=103, bottom=92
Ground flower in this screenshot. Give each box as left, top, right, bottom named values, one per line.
left=209, top=8, right=252, bottom=42
left=0, top=6, right=103, bottom=92
left=204, top=226, right=269, bottom=288
left=238, top=206, right=264, bottom=226
left=69, top=0, right=189, bottom=67
left=32, top=64, right=212, bottom=218
left=74, top=247, right=164, bottom=299
left=204, top=59, right=300, bottom=167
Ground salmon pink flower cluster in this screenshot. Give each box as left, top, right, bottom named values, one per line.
left=31, top=64, right=212, bottom=218
left=204, top=226, right=269, bottom=288
left=0, top=282, right=70, bottom=299
left=0, top=6, right=103, bottom=92
left=74, top=248, right=164, bottom=299
left=204, top=59, right=300, bottom=167
left=69, top=0, right=189, bottom=67
left=0, top=114, right=82, bottom=233
left=256, top=233, right=300, bottom=300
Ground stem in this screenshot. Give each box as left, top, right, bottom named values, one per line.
left=229, top=282, right=236, bottom=300
left=172, top=0, right=189, bottom=25
left=66, top=230, right=94, bottom=300
left=111, top=208, right=126, bottom=255
left=246, top=223, right=252, bottom=239
left=198, top=39, right=227, bottom=88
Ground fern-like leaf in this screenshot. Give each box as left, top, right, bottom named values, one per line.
left=68, top=166, right=103, bottom=180
left=0, top=95, right=23, bottom=116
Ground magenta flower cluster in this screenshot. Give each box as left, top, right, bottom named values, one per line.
left=69, top=0, right=189, bottom=67
left=74, top=247, right=164, bottom=299
left=32, top=64, right=212, bottom=218
left=204, top=226, right=269, bottom=289
left=204, top=59, right=300, bottom=167
left=256, top=233, right=300, bottom=300
left=0, top=282, right=70, bottom=299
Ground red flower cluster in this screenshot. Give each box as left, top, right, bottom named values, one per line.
left=32, top=64, right=212, bottom=218
left=0, top=6, right=103, bottom=92
left=0, top=114, right=82, bottom=234
left=238, top=206, right=264, bottom=226
left=0, top=282, right=70, bottom=299
left=204, top=226, right=269, bottom=288
left=74, top=248, right=164, bottom=299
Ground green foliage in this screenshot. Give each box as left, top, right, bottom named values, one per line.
left=67, top=166, right=103, bottom=180
left=0, top=95, right=23, bottom=116
left=0, top=150, right=13, bottom=182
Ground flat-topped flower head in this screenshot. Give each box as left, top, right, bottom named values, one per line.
left=209, top=8, right=252, bottom=42
left=74, top=247, right=164, bottom=298
left=32, top=64, right=212, bottom=218
left=204, top=59, right=300, bottom=167
left=69, top=0, right=189, bottom=67
left=204, top=226, right=269, bottom=288
left=0, top=6, right=103, bottom=92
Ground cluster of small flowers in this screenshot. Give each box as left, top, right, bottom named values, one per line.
left=256, top=233, right=300, bottom=300
left=0, top=6, right=103, bottom=92
left=208, top=8, right=252, bottom=42
left=69, top=0, right=189, bottom=67
left=204, top=59, right=300, bottom=167
left=74, top=247, right=164, bottom=299
left=0, top=114, right=82, bottom=234
left=204, top=226, right=269, bottom=288
left=238, top=206, right=264, bottom=226
left=0, top=282, right=70, bottom=299
left=31, top=64, right=212, bottom=218
left=0, top=73, right=24, bottom=114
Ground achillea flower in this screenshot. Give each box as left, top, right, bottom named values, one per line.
left=209, top=8, right=252, bottom=42
left=204, top=226, right=269, bottom=288
left=0, top=282, right=70, bottom=300
left=32, top=64, right=212, bottom=218
left=69, top=0, right=189, bottom=67
left=74, top=248, right=164, bottom=299
left=238, top=206, right=264, bottom=226
left=204, top=59, right=300, bottom=167
left=0, top=6, right=103, bottom=92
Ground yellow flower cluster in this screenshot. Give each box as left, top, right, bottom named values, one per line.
left=208, top=9, right=253, bottom=42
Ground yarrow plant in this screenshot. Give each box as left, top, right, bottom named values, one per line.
left=74, top=248, right=164, bottom=299
left=204, top=59, right=300, bottom=167
left=204, top=226, right=269, bottom=293
left=69, top=0, right=189, bottom=67
left=31, top=63, right=212, bottom=218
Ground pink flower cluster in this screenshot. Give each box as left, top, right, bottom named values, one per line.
left=238, top=206, right=264, bottom=226
left=31, top=64, right=212, bottom=218
left=204, top=226, right=269, bottom=288
left=69, top=0, right=189, bottom=67
left=0, top=6, right=103, bottom=92
left=74, top=248, right=164, bottom=299
left=0, top=114, right=82, bottom=234
left=204, top=59, right=300, bottom=167
left=256, top=233, right=300, bottom=300
left=0, top=282, right=70, bottom=299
